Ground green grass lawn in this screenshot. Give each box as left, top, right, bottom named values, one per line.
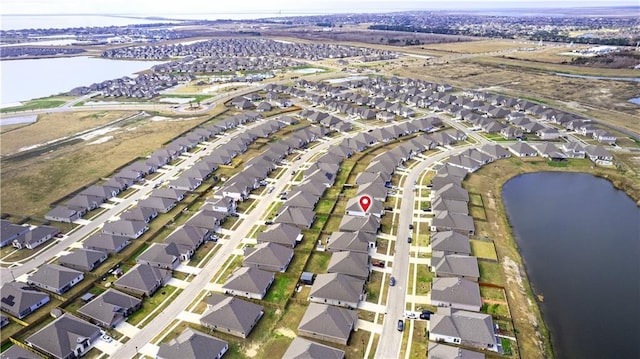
left=127, top=286, right=180, bottom=326
left=304, top=252, right=331, bottom=273
left=470, top=240, right=498, bottom=260
left=480, top=286, right=506, bottom=301
left=0, top=98, right=67, bottom=113
left=416, top=264, right=433, bottom=295
left=315, top=199, right=335, bottom=214
left=264, top=275, right=296, bottom=305
left=365, top=271, right=383, bottom=302
left=214, top=255, right=243, bottom=284
left=478, top=260, right=506, bottom=286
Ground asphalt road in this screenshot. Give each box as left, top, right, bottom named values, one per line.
left=374, top=143, right=479, bottom=359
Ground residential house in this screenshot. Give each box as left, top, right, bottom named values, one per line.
left=585, top=145, right=614, bottom=163
left=77, top=289, right=142, bottom=328
left=0, top=345, right=43, bottom=359
left=430, top=231, right=471, bottom=256
left=83, top=233, right=130, bottom=253
left=137, top=196, right=177, bottom=213
left=113, top=263, right=172, bottom=297
left=537, top=127, right=561, bottom=140
left=274, top=206, right=315, bottom=229
left=561, top=142, right=586, bottom=158
left=308, top=273, right=365, bottom=309
left=58, top=249, right=108, bottom=272
left=297, top=303, right=358, bottom=345
left=222, top=267, right=275, bottom=300
left=211, top=196, right=237, bottom=214
left=327, top=251, right=370, bottom=280
left=478, top=144, right=511, bottom=160
left=327, top=231, right=376, bottom=253
left=120, top=206, right=158, bottom=223
left=338, top=215, right=380, bottom=235
left=0, top=220, right=30, bottom=247
left=26, top=313, right=101, bottom=359
left=200, top=293, right=264, bottom=338
left=0, top=282, right=50, bottom=319
left=45, top=206, right=81, bottom=224
left=157, top=328, right=229, bottom=359
left=164, top=225, right=210, bottom=260
left=508, top=142, right=537, bottom=157
left=592, top=129, right=617, bottom=144
left=432, top=254, right=480, bottom=281
left=256, top=223, right=303, bottom=248
left=102, top=219, right=148, bottom=239
left=500, top=127, right=523, bottom=140
left=12, top=226, right=60, bottom=250
left=435, top=183, right=469, bottom=203
left=345, top=196, right=384, bottom=217
left=431, top=277, right=482, bottom=312
left=282, top=337, right=345, bottom=359
left=432, top=198, right=470, bottom=216
left=243, top=242, right=294, bottom=273
left=428, top=342, right=485, bottom=359
left=136, top=243, right=181, bottom=269
left=429, top=308, right=499, bottom=352
left=27, top=264, right=84, bottom=294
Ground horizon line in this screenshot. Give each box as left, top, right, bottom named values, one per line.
left=2, top=5, right=639, bottom=17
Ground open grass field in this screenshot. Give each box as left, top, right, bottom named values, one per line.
left=0, top=111, right=138, bottom=155
left=419, top=39, right=541, bottom=54
left=0, top=115, right=205, bottom=217
left=391, top=54, right=640, bottom=135
left=0, top=97, right=71, bottom=113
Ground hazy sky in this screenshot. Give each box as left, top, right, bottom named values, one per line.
left=2, top=0, right=637, bottom=15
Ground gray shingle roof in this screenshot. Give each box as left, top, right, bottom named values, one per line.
left=243, top=242, right=294, bottom=271
left=114, top=264, right=171, bottom=294
left=309, top=273, right=364, bottom=304
left=0, top=282, right=50, bottom=318
left=57, top=249, right=107, bottom=271
left=433, top=255, right=480, bottom=279
left=298, top=303, right=357, bottom=343
left=77, top=288, right=141, bottom=328
left=431, top=277, right=482, bottom=309
left=157, top=328, right=228, bottom=359
left=430, top=231, right=471, bottom=255
left=222, top=267, right=274, bottom=296
left=428, top=341, right=485, bottom=359
left=282, top=337, right=345, bottom=359
left=27, top=264, right=83, bottom=290
left=430, top=308, right=497, bottom=347
left=26, top=313, right=101, bottom=359
left=327, top=251, right=370, bottom=279
left=201, top=294, right=263, bottom=336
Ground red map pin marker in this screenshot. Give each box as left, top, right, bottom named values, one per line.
left=359, top=195, right=372, bottom=213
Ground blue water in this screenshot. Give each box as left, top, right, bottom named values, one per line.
left=0, top=56, right=165, bottom=105
left=554, top=72, right=640, bottom=82
left=503, top=172, right=640, bottom=359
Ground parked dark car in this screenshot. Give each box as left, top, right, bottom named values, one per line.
left=384, top=206, right=393, bottom=211
left=389, top=277, right=396, bottom=286
left=409, top=224, right=414, bottom=230
left=397, top=320, right=404, bottom=331
left=407, top=237, right=412, bottom=243
left=372, top=261, right=385, bottom=268
left=420, top=310, right=434, bottom=320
